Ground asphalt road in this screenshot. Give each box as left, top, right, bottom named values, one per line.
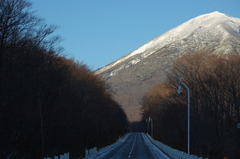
left=90, top=132, right=170, bottom=159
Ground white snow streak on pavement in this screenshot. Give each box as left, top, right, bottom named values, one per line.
left=142, top=133, right=170, bottom=159
left=87, top=133, right=130, bottom=159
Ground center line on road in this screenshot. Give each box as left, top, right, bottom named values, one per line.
left=128, top=133, right=137, bottom=158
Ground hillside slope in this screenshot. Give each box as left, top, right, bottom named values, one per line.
left=95, top=11, right=240, bottom=121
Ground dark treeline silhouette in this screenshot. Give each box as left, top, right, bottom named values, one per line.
left=0, top=0, right=128, bottom=158
left=142, top=52, right=240, bottom=159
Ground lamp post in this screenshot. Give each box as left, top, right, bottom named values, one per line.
left=146, top=119, right=149, bottom=134
left=149, top=117, right=153, bottom=137
left=177, top=76, right=190, bottom=156
left=146, top=117, right=153, bottom=137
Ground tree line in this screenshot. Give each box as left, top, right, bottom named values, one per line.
left=142, top=52, right=240, bottom=159
left=0, top=0, right=128, bottom=158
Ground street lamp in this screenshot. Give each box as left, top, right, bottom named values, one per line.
left=146, top=117, right=153, bottom=137
left=177, top=76, right=190, bottom=156
left=149, top=117, right=153, bottom=137
left=146, top=119, right=149, bottom=134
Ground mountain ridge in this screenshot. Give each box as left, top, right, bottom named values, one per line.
left=96, top=11, right=240, bottom=78
left=95, top=11, right=240, bottom=121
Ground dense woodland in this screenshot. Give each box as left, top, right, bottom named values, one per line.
left=142, top=52, right=240, bottom=159
left=0, top=0, right=128, bottom=158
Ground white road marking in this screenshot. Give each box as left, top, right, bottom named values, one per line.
left=128, top=133, right=137, bottom=158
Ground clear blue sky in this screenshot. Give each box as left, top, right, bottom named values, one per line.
left=31, top=0, right=240, bottom=70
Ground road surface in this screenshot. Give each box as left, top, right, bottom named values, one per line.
left=90, top=132, right=170, bottom=159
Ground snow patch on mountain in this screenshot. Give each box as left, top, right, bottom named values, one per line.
left=95, top=11, right=240, bottom=78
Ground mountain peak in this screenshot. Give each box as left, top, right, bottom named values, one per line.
left=198, top=11, right=231, bottom=20
left=95, top=12, right=240, bottom=122
left=210, top=11, right=225, bottom=16
left=208, top=11, right=233, bottom=18
left=96, top=12, right=240, bottom=77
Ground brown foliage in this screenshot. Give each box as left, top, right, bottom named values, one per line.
left=142, top=51, right=240, bottom=159
left=0, top=45, right=128, bottom=159
left=0, top=1, right=128, bottom=158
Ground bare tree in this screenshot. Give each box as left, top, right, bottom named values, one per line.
left=0, top=0, right=60, bottom=50
left=0, top=0, right=61, bottom=120
left=142, top=51, right=240, bottom=158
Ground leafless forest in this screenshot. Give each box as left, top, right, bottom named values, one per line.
left=142, top=52, right=240, bottom=159
left=0, top=0, right=128, bottom=158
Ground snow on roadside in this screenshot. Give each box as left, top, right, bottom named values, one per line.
left=86, top=133, right=130, bottom=159
left=141, top=133, right=170, bottom=159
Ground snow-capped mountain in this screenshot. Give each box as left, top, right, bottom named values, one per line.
left=95, top=11, right=240, bottom=121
